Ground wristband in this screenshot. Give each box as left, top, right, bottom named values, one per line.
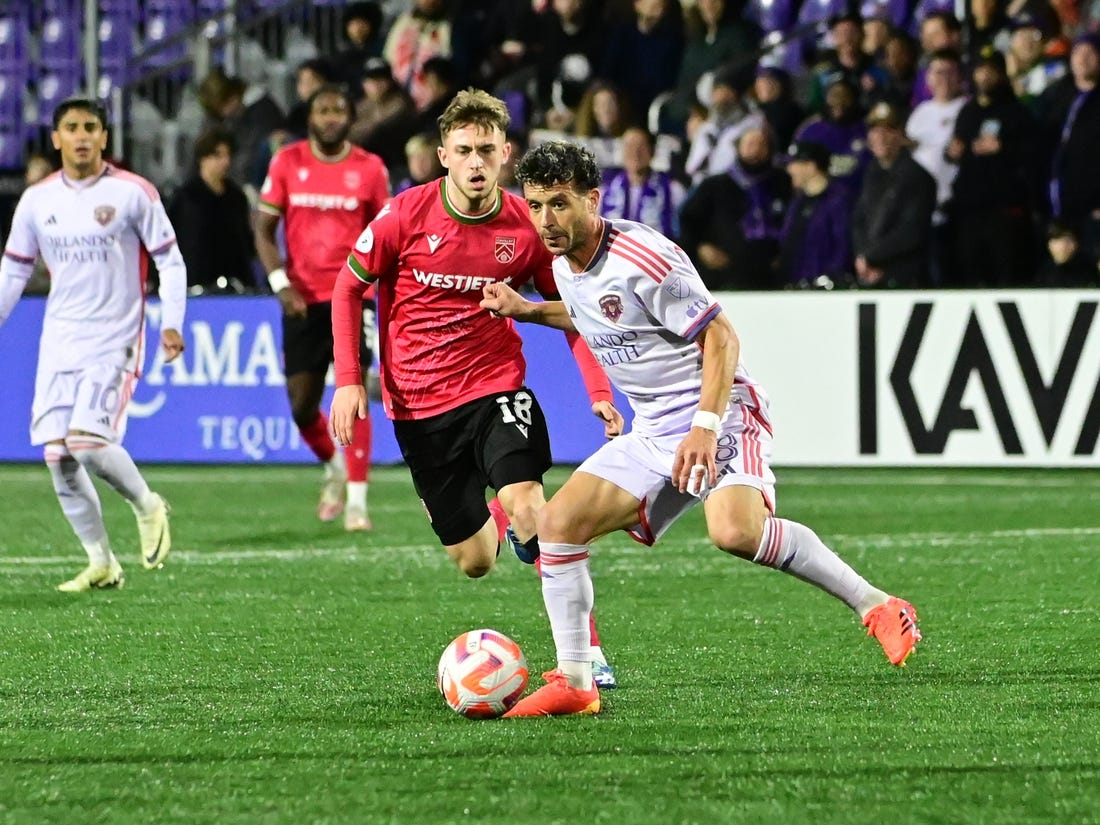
left=267, top=267, right=291, bottom=293
left=691, top=411, right=721, bottom=433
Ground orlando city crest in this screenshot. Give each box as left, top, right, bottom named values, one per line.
left=93, top=205, right=115, bottom=226
left=494, top=236, right=516, bottom=263
left=599, top=294, right=623, bottom=323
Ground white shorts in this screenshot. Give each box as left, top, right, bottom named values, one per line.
left=576, top=404, right=777, bottom=545
left=30, top=362, right=137, bottom=446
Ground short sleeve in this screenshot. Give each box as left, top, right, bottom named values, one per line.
left=258, top=149, right=289, bottom=214
left=346, top=198, right=401, bottom=284
left=630, top=230, right=721, bottom=342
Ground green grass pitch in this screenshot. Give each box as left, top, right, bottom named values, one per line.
left=1, top=463, right=1098, bottom=825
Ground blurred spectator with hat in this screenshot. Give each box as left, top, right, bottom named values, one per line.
left=906, top=48, right=967, bottom=285
left=807, top=11, right=887, bottom=115
left=964, top=0, right=1012, bottom=68
left=777, top=139, right=855, bottom=289
left=333, top=2, right=385, bottom=93
left=946, top=46, right=1037, bottom=285
left=1006, top=12, right=1066, bottom=109
left=852, top=101, right=936, bottom=287
left=752, top=63, right=806, bottom=148
left=1038, top=32, right=1100, bottom=263
left=349, top=57, right=418, bottom=172
left=793, top=76, right=870, bottom=195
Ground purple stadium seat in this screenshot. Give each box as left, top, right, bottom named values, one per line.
left=0, top=72, right=22, bottom=119
left=743, top=0, right=798, bottom=34
left=145, top=0, right=197, bottom=16
left=0, top=13, right=30, bottom=70
left=33, top=0, right=80, bottom=26
left=39, top=14, right=83, bottom=67
left=861, top=0, right=912, bottom=27
left=99, top=14, right=134, bottom=70
left=35, top=71, right=83, bottom=125
left=797, top=0, right=852, bottom=28
left=100, top=0, right=141, bottom=13
left=0, top=130, right=24, bottom=169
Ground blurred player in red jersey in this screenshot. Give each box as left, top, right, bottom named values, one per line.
left=329, top=89, right=621, bottom=687
left=256, top=85, right=390, bottom=531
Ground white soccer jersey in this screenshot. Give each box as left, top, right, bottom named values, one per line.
left=554, top=219, right=765, bottom=438
left=0, top=164, right=187, bottom=375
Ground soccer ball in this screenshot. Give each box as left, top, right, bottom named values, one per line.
left=437, top=629, right=529, bottom=719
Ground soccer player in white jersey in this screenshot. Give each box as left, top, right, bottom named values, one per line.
left=480, top=140, right=922, bottom=717
left=0, top=98, right=187, bottom=592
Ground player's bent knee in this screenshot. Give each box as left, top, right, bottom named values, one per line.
left=535, top=501, right=592, bottom=545
left=708, top=522, right=760, bottom=558
left=456, top=556, right=494, bottom=578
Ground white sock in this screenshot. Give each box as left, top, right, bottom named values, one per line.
left=540, top=542, right=595, bottom=689
left=753, top=517, right=888, bottom=616
left=66, top=435, right=153, bottom=509
left=591, top=644, right=607, bottom=665
left=346, top=481, right=368, bottom=511
left=45, top=445, right=109, bottom=563
left=325, top=451, right=346, bottom=478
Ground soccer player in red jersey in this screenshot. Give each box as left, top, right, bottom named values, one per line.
left=256, top=85, right=390, bottom=531
left=329, top=89, right=621, bottom=686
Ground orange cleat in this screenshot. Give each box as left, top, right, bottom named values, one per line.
left=863, top=596, right=922, bottom=666
left=502, top=669, right=601, bottom=718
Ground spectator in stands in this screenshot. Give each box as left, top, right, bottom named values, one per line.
left=168, top=129, right=255, bottom=294
left=526, top=0, right=604, bottom=119
left=852, top=101, right=937, bottom=287
left=394, top=132, right=444, bottom=194
left=384, top=0, right=458, bottom=110
left=861, top=4, right=894, bottom=61
left=807, top=12, right=886, bottom=114
left=793, top=77, right=870, bottom=195
left=1040, top=33, right=1100, bottom=263
left=679, top=126, right=789, bottom=290
left=1005, top=12, right=1065, bottom=111
left=1037, top=220, right=1098, bottom=286
left=599, top=127, right=685, bottom=238
left=752, top=64, right=806, bottom=149
left=285, top=59, right=340, bottom=139
left=665, top=0, right=757, bottom=129
left=913, top=11, right=964, bottom=106
left=964, top=0, right=1011, bottom=68
left=349, top=57, right=419, bottom=173
left=777, top=139, right=855, bottom=289
left=566, top=79, right=639, bottom=169
left=947, top=47, right=1037, bottom=286
left=873, top=31, right=921, bottom=115
left=907, top=48, right=967, bottom=286
left=197, top=67, right=285, bottom=191
left=334, top=1, right=386, bottom=93
left=684, top=68, right=765, bottom=183
left=412, top=56, right=460, bottom=134
left=598, top=0, right=685, bottom=117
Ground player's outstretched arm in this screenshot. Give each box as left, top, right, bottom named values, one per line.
left=480, top=283, right=575, bottom=331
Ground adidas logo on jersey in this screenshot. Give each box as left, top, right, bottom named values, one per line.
left=45, top=215, right=57, bottom=225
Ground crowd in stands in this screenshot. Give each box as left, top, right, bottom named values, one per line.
left=13, top=0, right=1100, bottom=293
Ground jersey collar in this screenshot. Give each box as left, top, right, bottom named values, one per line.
left=61, top=161, right=111, bottom=190
left=440, top=178, right=503, bottom=224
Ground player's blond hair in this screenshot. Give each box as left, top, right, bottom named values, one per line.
left=437, top=88, right=511, bottom=141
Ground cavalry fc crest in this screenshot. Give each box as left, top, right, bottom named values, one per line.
left=599, top=294, right=623, bottom=323
left=494, top=236, right=516, bottom=263
left=93, top=205, right=115, bottom=226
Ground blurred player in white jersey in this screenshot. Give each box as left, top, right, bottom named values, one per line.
left=0, top=98, right=187, bottom=592
left=481, top=140, right=922, bottom=717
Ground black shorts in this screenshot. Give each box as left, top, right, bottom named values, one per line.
left=282, top=300, right=374, bottom=377
left=393, top=387, right=552, bottom=546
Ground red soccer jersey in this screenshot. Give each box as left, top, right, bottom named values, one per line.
left=341, top=179, right=567, bottom=420
left=259, top=141, right=389, bottom=304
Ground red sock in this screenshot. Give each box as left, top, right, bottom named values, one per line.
left=488, top=497, right=509, bottom=543
left=345, top=415, right=372, bottom=482
left=299, top=412, right=336, bottom=462
left=589, top=613, right=600, bottom=647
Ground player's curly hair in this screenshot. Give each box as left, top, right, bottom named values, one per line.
left=514, top=140, right=602, bottom=193
left=437, top=88, right=510, bottom=140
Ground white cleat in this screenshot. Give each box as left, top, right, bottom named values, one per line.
left=133, top=493, right=171, bottom=569
left=318, top=466, right=347, bottom=522
left=344, top=505, right=373, bottom=532
left=57, top=559, right=125, bottom=592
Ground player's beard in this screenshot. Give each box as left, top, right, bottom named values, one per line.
left=310, top=123, right=351, bottom=155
